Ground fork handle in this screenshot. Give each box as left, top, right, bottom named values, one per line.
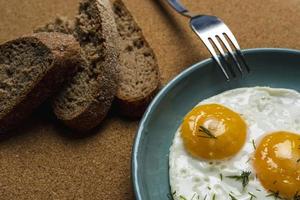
left=167, top=0, right=193, bottom=18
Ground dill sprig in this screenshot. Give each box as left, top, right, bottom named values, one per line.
left=266, top=190, right=283, bottom=200
left=212, top=194, right=216, bottom=200
left=179, top=195, right=187, bottom=200
left=190, top=193, right=196, bottom=200
left=294, top=191, right=300, bottom=200
left=229, top=194, right=238, bottom=200
left=251, top=139, right=256, bottom=150
left=219, top=173, right=223, bottom=181
left=246, top=157, right=251, bottom=163
left=198, top=126, right=217, bottom=139
left=227, top=171, right=251, bottom=188
left=167, top=191, right=176, bottom=200
left=248, top=192, right=257, bottom=200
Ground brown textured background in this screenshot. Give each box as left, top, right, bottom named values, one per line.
left=0, top=0, right=300, bottom=199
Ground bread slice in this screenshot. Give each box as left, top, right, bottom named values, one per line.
left=0, top=32, right=80, bottom=135
left=35, top=0, right=160, bottom=119
left=112, top=0, right=160, bottom=117
left=50, top=0, right=119, bottom=132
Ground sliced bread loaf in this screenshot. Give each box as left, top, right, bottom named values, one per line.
left=51, top=0, right=119, bottom=132
left=112, top=0, right=160, bottom=117
left=0, top=32, right=80, bottom=134
left=35, top=0, right=160, bottom=119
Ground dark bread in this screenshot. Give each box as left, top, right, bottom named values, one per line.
left=112, top=0, right=160, bottom=117
left=35, top=0, right=160, bottom=119
left=0, top=32, right=80, bottom=135
left=50, top=0, right=119, bottom=132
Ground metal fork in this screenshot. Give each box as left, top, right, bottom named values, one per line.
left=167, top=0, right=250, bottom=80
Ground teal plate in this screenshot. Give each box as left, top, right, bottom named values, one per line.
left=132, top=48, right=300, bottom=200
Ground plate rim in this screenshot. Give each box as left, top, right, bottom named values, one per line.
left=131, top=47, right=300, bottom=200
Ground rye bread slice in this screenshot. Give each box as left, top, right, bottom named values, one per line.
left=50, top=0, right=119, bottom=132
left=0, top=32, right=80, bottom=135
left=112, top=0, right=160, bottom=117
left=35, top=0, right=160, bottom=119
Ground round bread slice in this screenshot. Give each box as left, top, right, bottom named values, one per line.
left=0, top=32, right=80, bottom=135
left=112, top=0, right=160, bottom=117
left=52, top=0, right=119, bottom=132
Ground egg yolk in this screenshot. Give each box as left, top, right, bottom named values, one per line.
left=181, top=103, right=247, bottom=160
left=253, top=132, right=300, bottom=199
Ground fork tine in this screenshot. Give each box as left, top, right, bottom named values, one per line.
left=209, top=37, right=236, bottom=78
left=223, top=31, right=250, bottom=72
left=217, top=34, right=243, bottom=74
left=236, top=49, right=250, bottom=72
left=201, top=38, right=230, bottom=80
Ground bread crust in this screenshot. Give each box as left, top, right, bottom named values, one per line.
left=115, top=86, right=159, bottom=118
left=0, top=32, right=80, bottom=135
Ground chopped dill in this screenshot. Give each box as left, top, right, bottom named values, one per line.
left=212, top=194, right=216, bottom=200
left=219, top=173, right=223, bottom=181
left=198, top=126, right=217, bottom=139
left=229, top=194, right=238, bottom=200
left=251, top=139, right=256, bottom=150
left=266, top=190, right=283, bottom=199
left=227, top=171, right=251, bottom=188
left=167, top=191, right=176, bottom=199
left=248, top=192, right=257, bottom=200
left=294, top=191, right=300, bottom=200
left=246, top=157, right=251, bottom=163
left=179, top=195, right=187, bottom=200
left=191, top=193, right=196, bottom=200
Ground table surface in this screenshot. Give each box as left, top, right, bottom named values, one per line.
left=1, top=0, right=300, bottom=199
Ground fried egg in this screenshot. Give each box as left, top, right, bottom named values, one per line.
left=169, top=87, right=300, bottom=200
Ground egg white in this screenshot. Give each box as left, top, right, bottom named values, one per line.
left=169, top=87, right=300, bottom=200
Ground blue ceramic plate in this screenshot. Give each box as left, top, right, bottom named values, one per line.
left=132, top=48, right=300, bottom=200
